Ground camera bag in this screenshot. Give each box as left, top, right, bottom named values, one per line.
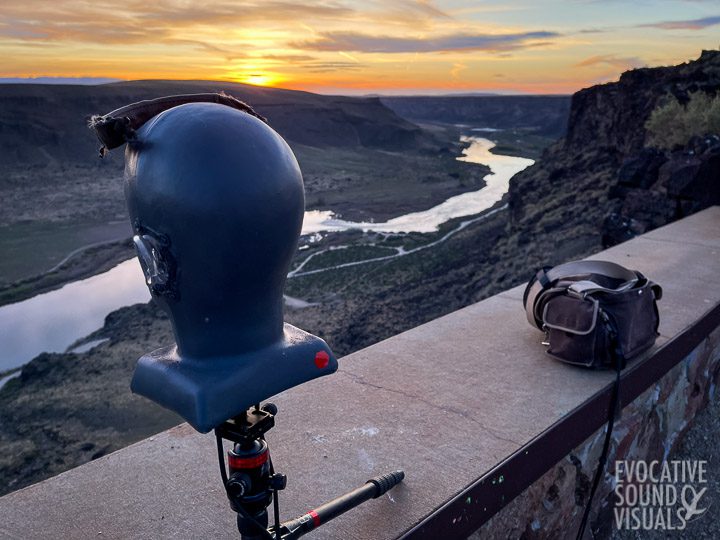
left=523, top=260, right=662, bottom=539
left=523, top=260, right=662, bottom=368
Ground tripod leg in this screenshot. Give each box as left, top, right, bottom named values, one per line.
left=275, top=471, right=405, bottom=539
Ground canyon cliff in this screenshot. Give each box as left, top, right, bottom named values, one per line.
left=508, top=50, right=720, bottom=254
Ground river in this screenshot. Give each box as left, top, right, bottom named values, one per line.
left=302, top=137, right=532, bottom=234
left=0, top=137, right=533, bottom=376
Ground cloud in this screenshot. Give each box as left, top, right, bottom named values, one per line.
left=303, top=61, right=366, bottom=73
left=136, top=1, right=355, bottom=25
left=360, top=0, right=452, bottom=26
left=577, top=28, right=607, bottom=34
left=165, top=39, right=248, bottom=59
left=396, top=0, right=452, bottom=20
left=0, top=1, right=357, bottom=44
left=0, top=13, right=171, bottom=44
left=639, top=15, right=720, bottom=30
left=575, top=55, right=644, bottom=70
left=260, top=54, right=320, bottom=63
left=160, top=37, right=362, bottom=73
left=0, top=20, right=50, bottom=39
left=450, top=62, right=467, bottom=79
left=164, top=40, right=319, bottom=63
left=292, top=30, right=559, bottom=53
left=0, top=1, right=456, bottom=46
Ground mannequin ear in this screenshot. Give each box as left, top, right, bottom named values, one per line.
left=133, top=233, right=177, bottom=298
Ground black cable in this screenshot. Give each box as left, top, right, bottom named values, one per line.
left=215, top=430, right=229, bottom=486
left=234, top=505, right=276, bottom=540
left=272, top=492, right=281, bottom=540
left=268, top=455, right=282, bottom=540
left=576, top=339, right=623, bottom=540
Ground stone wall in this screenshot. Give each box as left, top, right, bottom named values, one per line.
left=471, top=324, right=720, bottom=539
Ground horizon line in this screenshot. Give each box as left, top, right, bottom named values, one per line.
left=0, top=76, right=573, bottom=97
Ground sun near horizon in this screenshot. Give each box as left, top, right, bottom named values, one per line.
left=1, top=1, right=719, bottom=95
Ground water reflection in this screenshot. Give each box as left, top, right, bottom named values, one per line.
left=301, top=137, right=533, bottom=234
left=0, top=136, right=533, bottom=375
left=0, top=259, right=149, bottom=373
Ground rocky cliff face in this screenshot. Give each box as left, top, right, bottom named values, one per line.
left=508, top=50, right=720, bottom=251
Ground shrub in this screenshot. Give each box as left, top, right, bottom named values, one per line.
left=645, top=92, right=720, bottom=149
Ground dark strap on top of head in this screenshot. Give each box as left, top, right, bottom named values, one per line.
left=88, top=93, right=267, bottom=155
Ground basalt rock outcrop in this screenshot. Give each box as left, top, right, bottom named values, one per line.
left=508, top=50, right=720, bottom=252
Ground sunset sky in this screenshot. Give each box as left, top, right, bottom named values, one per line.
left=1, top=0, right=718, bottom=94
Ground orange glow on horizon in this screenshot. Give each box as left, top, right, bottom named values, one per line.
left=227, top=72, right=284, bottom=88
left=0, top=1, right=716, bottom=95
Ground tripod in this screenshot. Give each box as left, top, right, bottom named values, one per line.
left=215, top=403, right=404, bottom=540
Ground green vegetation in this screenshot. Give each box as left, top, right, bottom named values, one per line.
left=299, top=245, right=398, bottom=272
left=646, top=92, right=720, bottom=149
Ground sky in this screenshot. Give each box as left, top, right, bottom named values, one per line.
left=0, top=0, right=718, bottom=95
